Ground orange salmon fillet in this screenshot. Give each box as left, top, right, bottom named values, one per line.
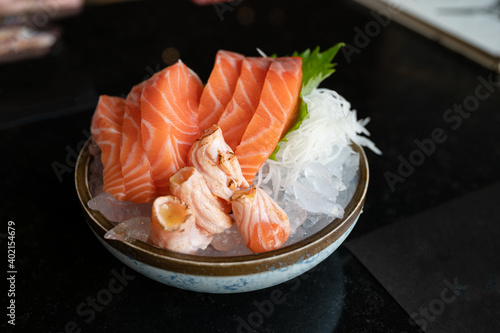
left=120, top=82, right=158, bottom=203
left=218, top=57, right=272, bottom=151
left=91, top=95, right=128, bottom=201
left=198, top=50, right=244, bottom=131
left=235, top=57, right=302, bottom=184
left=141, top=61, right=203, bottom=195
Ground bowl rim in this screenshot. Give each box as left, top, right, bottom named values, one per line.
left=75, top=138, right=369, bottom=276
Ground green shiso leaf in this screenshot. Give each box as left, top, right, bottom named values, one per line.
left=269, top=43, right=344, bottom=161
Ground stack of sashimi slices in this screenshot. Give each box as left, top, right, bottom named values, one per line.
left=90, top=50, right=304, bottom=254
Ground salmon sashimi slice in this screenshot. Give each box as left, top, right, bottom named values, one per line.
left=120, top=82, right=158, bottom=203
left=231, top=186, right=291, bottom=253
left=218, top=57, right=272, bottom=151
left=91, top=95, right=128, bottom=201
left=170, top=167, right=233, bottom=234
left=148, top=195, right=213, bottom=254
left=198, top=50, right=244, bottom=131
left=235, top=57, right=302, bottom=184
left=141, top=61, right=203, bottom=195
left=188, top=124, right=249, bottom=202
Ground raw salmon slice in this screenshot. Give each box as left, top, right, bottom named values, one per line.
left=235, top=57, right=302, bottom=184
left=120, top=82, right=157, bottom=203
left=198, top=50, right=244, bottom=131
left=141, top=61, right=203, bottom=195
left=218, top=57, right=272, bottom=151
left=91, top=95, right=127, bottom=201
left=231, top=186, right=291, bottom=253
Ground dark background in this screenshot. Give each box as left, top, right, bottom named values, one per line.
left=1, top=0, right=499, bottom=332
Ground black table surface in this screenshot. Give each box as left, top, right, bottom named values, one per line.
left=1, top=0, right=499, bottom=332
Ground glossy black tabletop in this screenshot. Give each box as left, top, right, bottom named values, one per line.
left=1, top=1, right=499, bottom=332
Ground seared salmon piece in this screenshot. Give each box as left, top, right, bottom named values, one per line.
left=170, top=167, right=233, bottom=234
left=148, top=195, right=212, bottom=254
left=231, top=185, right=291, bottom=253
left=188, top=124, right=249, bottom=202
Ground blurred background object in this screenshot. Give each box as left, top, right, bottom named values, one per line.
left=190, top=0, right=237, bottom=5
left=0, top=25, right=58, bottom=62
left=353, top=0, right=500, bottom=72
left=0, top=0, right=82, bottom=17
left=0, top=0, right=82, bottom=63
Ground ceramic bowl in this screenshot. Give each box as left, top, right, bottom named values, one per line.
left=75, top=139, right=369, bottom=294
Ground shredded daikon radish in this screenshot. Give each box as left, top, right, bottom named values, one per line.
left=255, top=88, right=380, bottom=198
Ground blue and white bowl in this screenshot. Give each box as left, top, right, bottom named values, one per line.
left=75, top=139, right=369, bottom=294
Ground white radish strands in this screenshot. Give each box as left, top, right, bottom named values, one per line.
left=255, top=88, right=381, bottom=199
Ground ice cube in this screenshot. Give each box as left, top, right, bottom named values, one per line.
left=104, top=217, right=150, bottom=243
left=292, top=181, right=341, bottom=217
left=195, top=244, right=220, bottom=256
left=337, top=173, right=358, bottom=207
left=302, top=212, right=339, bottom=237
left=196, top=224, right=253, bottom=257
left=283, top=200, right=307, bottom=234
left=88, top=192, right=153, bottom=223
left=302, top=163, right=346, bottom=200
left=223, top=243, right=253, bottom=256
left=285, top=225, right=306, bottom=244
left=342, top=151, right=359, bottom=184
left=210, top=224, right=244, bottom=252
left=303, top=162, right=333, bottom=194
left=325, top=146, right=346, bottom=179
left=304, top=161, right=331, bottom=179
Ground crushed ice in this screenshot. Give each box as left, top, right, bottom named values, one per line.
left=196, top=224, right=253, bottom=256
left=88, top=192, right=152, bottom=223
left=104, top=217, right=150, bottom=243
